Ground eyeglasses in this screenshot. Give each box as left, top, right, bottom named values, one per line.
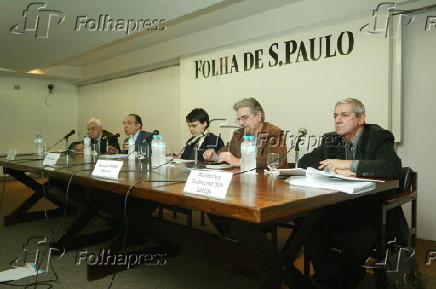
left=236, top=114, right=252, bottom=123
left=122, top=121, right=137, bottom=125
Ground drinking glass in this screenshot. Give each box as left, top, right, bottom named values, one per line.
left=267, top=153, right=280, bottom=172
left=91, top=143, right=99, bottom=156
left=138, top=146, right=147, bottom=159
left=165, top=145, right=175, bottom=161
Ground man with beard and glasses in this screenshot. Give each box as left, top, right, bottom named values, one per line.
left=203, top=97, right=288, bottom=238
left=203, top=97, right=287, bottom=168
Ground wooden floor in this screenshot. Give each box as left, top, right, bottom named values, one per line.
left=1, top=177, right=435, bottom=288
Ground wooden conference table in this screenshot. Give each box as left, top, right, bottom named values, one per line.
left=1, top=152, right=398, bottom=288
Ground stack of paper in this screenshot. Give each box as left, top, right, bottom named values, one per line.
left=0, top=264, right=45, bottom=282
left=285, top=167, right=379, bottom=194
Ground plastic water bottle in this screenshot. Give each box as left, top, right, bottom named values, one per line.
left=83, top=134, right=91, bottom=155
left=151, top=135, right=160, bottom=165
left=128, top=135, right=136, bottom=159
left=240, top=136, right=257, bottom=173
left=159, top=135, right=166, bottom=165
left=34, top=134, right=45, bottom=156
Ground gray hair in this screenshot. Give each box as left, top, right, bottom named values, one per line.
left=87, top=118, right=103, bottom=128
left=335, top=98, right=365, bottom=117
left=233, top=97, right=265, bottom=122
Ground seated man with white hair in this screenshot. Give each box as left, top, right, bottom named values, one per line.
left=69, top=118, right=120, bottom=154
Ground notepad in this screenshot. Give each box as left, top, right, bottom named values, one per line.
left=285, top=167, right=378, bottom=194
left=0, top=264, right=45, bottom=282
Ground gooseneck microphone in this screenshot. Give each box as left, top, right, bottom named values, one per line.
left=103, top=133, right=120, bottom=140
left=63, top=130, right=76, bottom=140
left=297, top=128, right=307, bottom=138
left=144, top=130, right=159, bottom=143
left=187, top=131, right=208, bottom=146
left=295, top=128, right=307, bottom=168
left=47, top=129, right=76, bottom=151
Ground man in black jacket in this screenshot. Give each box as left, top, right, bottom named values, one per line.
left=299, top=98, right=407, bottom=289
left=69, top=118, right=120, bottom=154
left=181, top=108, right=224, bottom=161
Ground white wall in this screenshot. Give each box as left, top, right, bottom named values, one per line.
left=180, top=16, right=393, bottom=161
left=77, top=66, right=181, bottom=152
left=81, top=0, right=401, bottom=83
left=397, top=8, right=436, bottom=241
left=0, top=76, right=78, bottom=155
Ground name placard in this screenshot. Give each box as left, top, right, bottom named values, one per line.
left=183, top=170, right=233, bottom=199
left=6, top=150, right=18, bottom=161
left=43, top=153, right=61, bottom=166
left=92, top=159, right=123, bottom=180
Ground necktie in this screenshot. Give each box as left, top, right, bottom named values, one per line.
left=346, top=142, right=353, bottom=160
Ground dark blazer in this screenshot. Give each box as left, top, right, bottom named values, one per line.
left=301, top=124, right=408, bottom=241
left=98, top=130, right=121, bottom=153
left=181, top=132, right=224, bottom=161
left=122, top=130, right=153, bottom=153
left=68, top=130, right=120, bottom=154
left=299, top=124, right=402, bottom=179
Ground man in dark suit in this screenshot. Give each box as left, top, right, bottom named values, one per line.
left=181, top=108, right=224, bottom=161
left=108, top=114, right=153, bottom=154
left=299, top=98, right=407, bottom=289
left=101, top=114, right=159, bottom=222
left=69, top=118, right=120, bottom=154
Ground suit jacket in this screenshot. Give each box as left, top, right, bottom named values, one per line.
left=299, top=124, right=402, bottom=179
left=122, top=130, right=153, bottom=154
left=218, top=122, right=288, bottom=169
left=68, top=130, right=120, bottom=153
left=181, top=132, right=224, bottom=161
left=299, top=124, right=408, bottom=244
left=97, top=130, right=121, bottom=154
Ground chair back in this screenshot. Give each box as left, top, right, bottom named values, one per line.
left=399, top=167, right=414, bottom=194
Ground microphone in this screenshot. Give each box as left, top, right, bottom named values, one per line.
left=47, top=130, right=75, bottom=151
left=187, top=131, right=208, bottom=146
left=144, top=130, right=159, bottom=143
left=103, top=133, right=120, bottom=140
left=63, top=130, right=75, bottom=139
left=297, top=128, right=307, bottom=138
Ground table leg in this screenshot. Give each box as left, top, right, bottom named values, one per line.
left=3, top=168, right=66, bottom=225
left=228, top=212, right=319, bottom=289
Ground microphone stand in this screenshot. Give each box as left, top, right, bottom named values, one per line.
left=65, top=135, right=70, bottom=152
left=190, top=142, right=205, bottom=169
left=295, top=137, right=301, bottom=168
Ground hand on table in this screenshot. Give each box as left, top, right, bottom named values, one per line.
left=218, top=152, right=240, bottom=167
left=319, top=159, right=353, bottom=175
